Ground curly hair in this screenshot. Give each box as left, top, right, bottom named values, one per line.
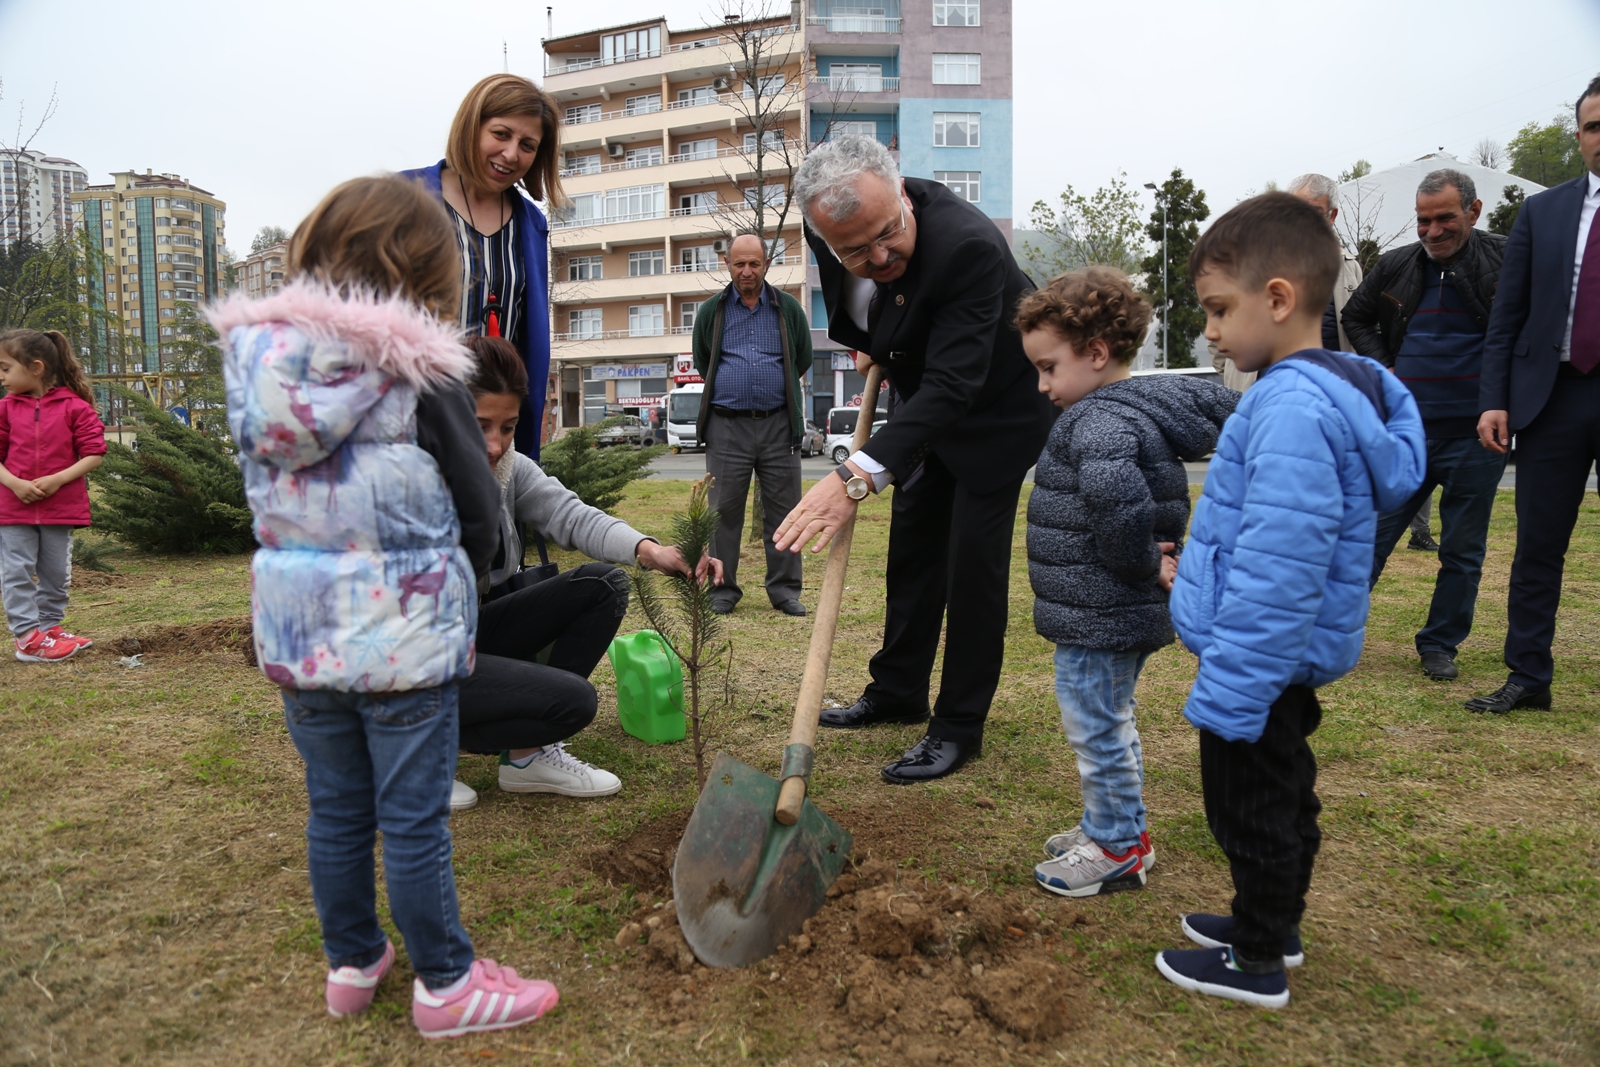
left=1013, top=267, right=1153, bottom=365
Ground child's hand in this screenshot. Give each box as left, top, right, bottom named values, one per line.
left=1158, top=541, right=1178, bottom=592
left=11, top=479, right=47, bottom=504
left=33, top=474, right=63, bottom=499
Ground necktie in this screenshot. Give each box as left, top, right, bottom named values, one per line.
left=1570, top=193, right=1600, bottom=374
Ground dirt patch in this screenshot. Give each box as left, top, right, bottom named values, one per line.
left=604, top=814, right=1090, bottom=1063
left=585, top=811, right=688, bottom=897
left=109, top=616, right=256, bottom=665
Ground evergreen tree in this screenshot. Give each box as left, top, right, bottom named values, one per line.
left=538, top=420, right=664, bottom=514
left=1141, top=168, right=1210, bottom=369
left=90, top=388, right=254, bottom=553
left=1488, top=186, right=1526, bottom=237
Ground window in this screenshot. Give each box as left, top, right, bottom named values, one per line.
left=934, top=171, right=981, bottom=202
left=158, top=271, right=172, bottom=281
left=628, top=249, right=665, bottom=276
left=601, top=26, right=660, bottom=64
left=767, top=237, right=789, bottom=264
left=160, top=326, right=173, bottom=337
left=565, top=154, right=600, bottom=175
left=676, top=138, right=717, bottom=160
left=154, top=197, right=169, bottom=208
left=678, top=191, right=718, bottom=215
left=742, top=130, right=785, bottom=152
left=624, top=145, right=663, bottom=169
left=934, top=0, right=980, bottom=25
left=829, top=63, right=884, bottom=92
left=157, top=253, right=171, bottom=263
left=603, top=184, right=665, bottom=221
left=159, top=307, right=174, bottom=318
left=932, top=53, right=981, bottom=84
left=565, top=103, right=602, bottom=124
left=628, top=304, right=664, bottom=337
left=679, top=246, right=718, bottom=272
left=567, top=255, right=603, bottom=281
left=160, top=289, right=174, bottom=299
left=679, top=300, right=701, bottom=329
left=565, top=192, right=601, bottom=222
left=101, top=200, right=112, bottom=212
left=933, top=112, right=980, bottom=147
left=676, top=86, right=716, bottom=107
left=623, top=93, right=662, bottom=116
left=744, top=74, right=786, bottom=98
left=743, top=183, right=787, bottom=209
left=568, top=308, right=603, bottom=339
left=830, top=120, right=878, bottom=140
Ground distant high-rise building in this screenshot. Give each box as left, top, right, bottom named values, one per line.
left=538, top=1, right=1014, bottom=430
left=69, top=170, right=227, bottom=373
left=234, top=240, right=288, bottom=299
left=1, top=148, right=89, bottom=248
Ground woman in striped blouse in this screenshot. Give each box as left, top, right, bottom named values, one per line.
left=404, top=73, right=566, bottom=458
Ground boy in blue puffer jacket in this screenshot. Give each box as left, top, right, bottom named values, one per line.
left=1154, top=193, right=1426, bottom=1009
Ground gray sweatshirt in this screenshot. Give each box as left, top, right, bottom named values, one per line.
left=486, top=450, right=653, bottom=589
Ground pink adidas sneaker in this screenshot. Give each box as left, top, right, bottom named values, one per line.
left=412, top=958, right=559, bottom=1039
left=326, top=940, right=394, bottom=1017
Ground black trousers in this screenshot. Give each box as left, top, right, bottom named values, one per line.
left=1504, top=375, right=1600, bottom=690
left=457, top=563, right=629, bottom=754
left=1200, top=684, right=1322, bottom=966
left=862, top=452, right=1026, bottom=745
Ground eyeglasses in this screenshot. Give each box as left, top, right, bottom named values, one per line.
left=827, top=202, right=907, bottom=270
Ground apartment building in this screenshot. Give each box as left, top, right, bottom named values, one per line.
left=233, top=240, right=288, bottom=299
left=1, top=148, right=89, bottom=248
left=540, top=1, right=1013, bottom=429
left=69, top=171, right=226, bottom=374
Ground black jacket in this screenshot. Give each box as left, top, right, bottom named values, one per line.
left=1028, top=375, right=1236, bottom=652
left=805, top=178, right=1055, bottom=485
left=1341, top=229, right=1506, bottom=366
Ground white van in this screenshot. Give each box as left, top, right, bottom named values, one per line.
left=823, top=406, right=887, bottom=464
left=665, top=382, right=704, bottom=452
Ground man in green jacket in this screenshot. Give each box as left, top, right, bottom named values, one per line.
left=692, top=231, right=815, bottom=615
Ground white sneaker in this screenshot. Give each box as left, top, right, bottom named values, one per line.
left=498, top=744, right=621, bottom=797
left=450, top=779, right=479, bottom=812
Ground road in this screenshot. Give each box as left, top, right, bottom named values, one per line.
left=643, top=450, right=1571, bottom=489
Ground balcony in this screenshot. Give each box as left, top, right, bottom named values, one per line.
left=560, top=140, right=804, bottom=189
left=544, top=26, right=799, bottom=97
left=817, top=74, right=899, bottom=93
left=806, top=14, right=902, bottom=33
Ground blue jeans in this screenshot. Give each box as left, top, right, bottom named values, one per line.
left=1054, top=645, right=1150, bottom=854
left=1369, top=436, right=1508, bottom=657
left=281, top=684, right=474, bottom=987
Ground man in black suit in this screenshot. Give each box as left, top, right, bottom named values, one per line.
left=1468, top=74, right=1600, bottom=714
left=774, top=135, right=1055, bottom=782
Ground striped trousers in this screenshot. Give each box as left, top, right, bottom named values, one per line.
left=1199, top=685, right=1322, bottom=966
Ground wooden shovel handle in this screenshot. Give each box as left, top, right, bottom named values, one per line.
left=776, top=364, right=883, bottom=825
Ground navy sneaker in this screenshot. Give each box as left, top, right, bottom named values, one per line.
left=1154, top=946, right=1289, bottom=1009
left=1181, top=913, right=1304, bottom=967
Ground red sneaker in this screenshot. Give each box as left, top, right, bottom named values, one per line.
left=14, top=629, right=82, bottom=663
left=44, top=625, right=92, bottom=650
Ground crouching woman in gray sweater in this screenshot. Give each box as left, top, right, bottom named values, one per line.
left=451, top=337, right=719, bottom=810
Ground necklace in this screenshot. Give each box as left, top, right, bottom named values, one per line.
left=457, top=172, right=509, bottom=338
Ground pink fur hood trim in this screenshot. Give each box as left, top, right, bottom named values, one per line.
left=207, top=278, right=472, bottom=391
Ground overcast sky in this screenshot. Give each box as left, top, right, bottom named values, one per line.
left=1, top=0, right=1596, bottom=252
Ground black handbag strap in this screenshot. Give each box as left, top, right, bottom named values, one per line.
left=516, top=521, right=551, bottom=569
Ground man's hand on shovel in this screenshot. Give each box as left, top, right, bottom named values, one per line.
left=774, top=464, right=865, bottom=554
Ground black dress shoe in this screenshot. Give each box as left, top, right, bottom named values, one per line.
left=818, top=696, right=930, bottom=730
left=710, top=599, right=735, bottom=615
left=1463, top=681, right=1552, bottom=714
left=1420, top=650, right=1458, bottom=680
left=774, top=598, right=807, bottom=616
left=881, top=734, right=979, bottom=785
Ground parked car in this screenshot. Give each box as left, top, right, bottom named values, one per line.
left=824, top=406, right=887, bottom=464
left=595, top=415, right=653, bottom=448
left=799, top=419, right=825, bottom=457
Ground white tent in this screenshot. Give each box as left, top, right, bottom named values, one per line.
left=1336, top=153, right=1545, bottom=255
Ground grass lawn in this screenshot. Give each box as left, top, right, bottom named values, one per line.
left=2, top=480, right=1598, bottom=1065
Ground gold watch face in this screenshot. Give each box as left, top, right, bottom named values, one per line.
left=846, top=477, right=869, bottom=500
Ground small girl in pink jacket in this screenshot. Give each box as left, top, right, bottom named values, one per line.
left=0, top=329, right=107, bottom=662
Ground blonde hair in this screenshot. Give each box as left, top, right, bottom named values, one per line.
left=288, top=176, right=462, bottom=320
left=445, top=74, right=568, bottom=210
left=0, top=328, right=95, bottom=404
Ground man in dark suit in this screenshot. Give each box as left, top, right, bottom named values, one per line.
left=774, top=135, right=1055, bottom=783
left=1468, top=74, right=1600, bottom=714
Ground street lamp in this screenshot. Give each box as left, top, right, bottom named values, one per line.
left=1144, top=181, right=1168, bottom=370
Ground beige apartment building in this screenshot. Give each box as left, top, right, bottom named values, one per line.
left=542, top=12, right=809, bottom=430
left=233, top=240, right=288, bottom=299
left=69, top=170, right=226, bottom=375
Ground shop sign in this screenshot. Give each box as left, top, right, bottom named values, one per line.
left=591, top=363, right=668, bottom=380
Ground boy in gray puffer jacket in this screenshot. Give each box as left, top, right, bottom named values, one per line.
left=1017, top=268, right=1236, bottom=898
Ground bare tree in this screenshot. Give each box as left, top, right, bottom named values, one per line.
left=0, top=80, right=61, bottom=243
left=1335, top=177, right=1413, bottom=274
left=1472, top=137, right=1506, bottom=171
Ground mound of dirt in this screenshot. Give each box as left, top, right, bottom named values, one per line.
left=110, top=617, right=256, bottom=665
left=603, top=811, right=1091, bottom=1062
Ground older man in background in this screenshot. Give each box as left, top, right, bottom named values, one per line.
left=1343, top=169, right=1508, bottom=682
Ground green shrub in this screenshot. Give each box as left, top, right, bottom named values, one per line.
left=90, top=389, right=254, bottom=553
left=539, top=420, right=664, bottom=514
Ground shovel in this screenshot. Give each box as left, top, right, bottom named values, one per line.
left=673, top=365, right=884, bottom=969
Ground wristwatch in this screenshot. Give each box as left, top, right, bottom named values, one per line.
left=835, top=465, right=871, bottom=500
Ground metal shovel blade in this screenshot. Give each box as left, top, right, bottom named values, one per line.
left=673, top=751, right=853, bottom=969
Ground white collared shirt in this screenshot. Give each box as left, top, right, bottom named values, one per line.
left=1561, top=170, right=1600, bottom=361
